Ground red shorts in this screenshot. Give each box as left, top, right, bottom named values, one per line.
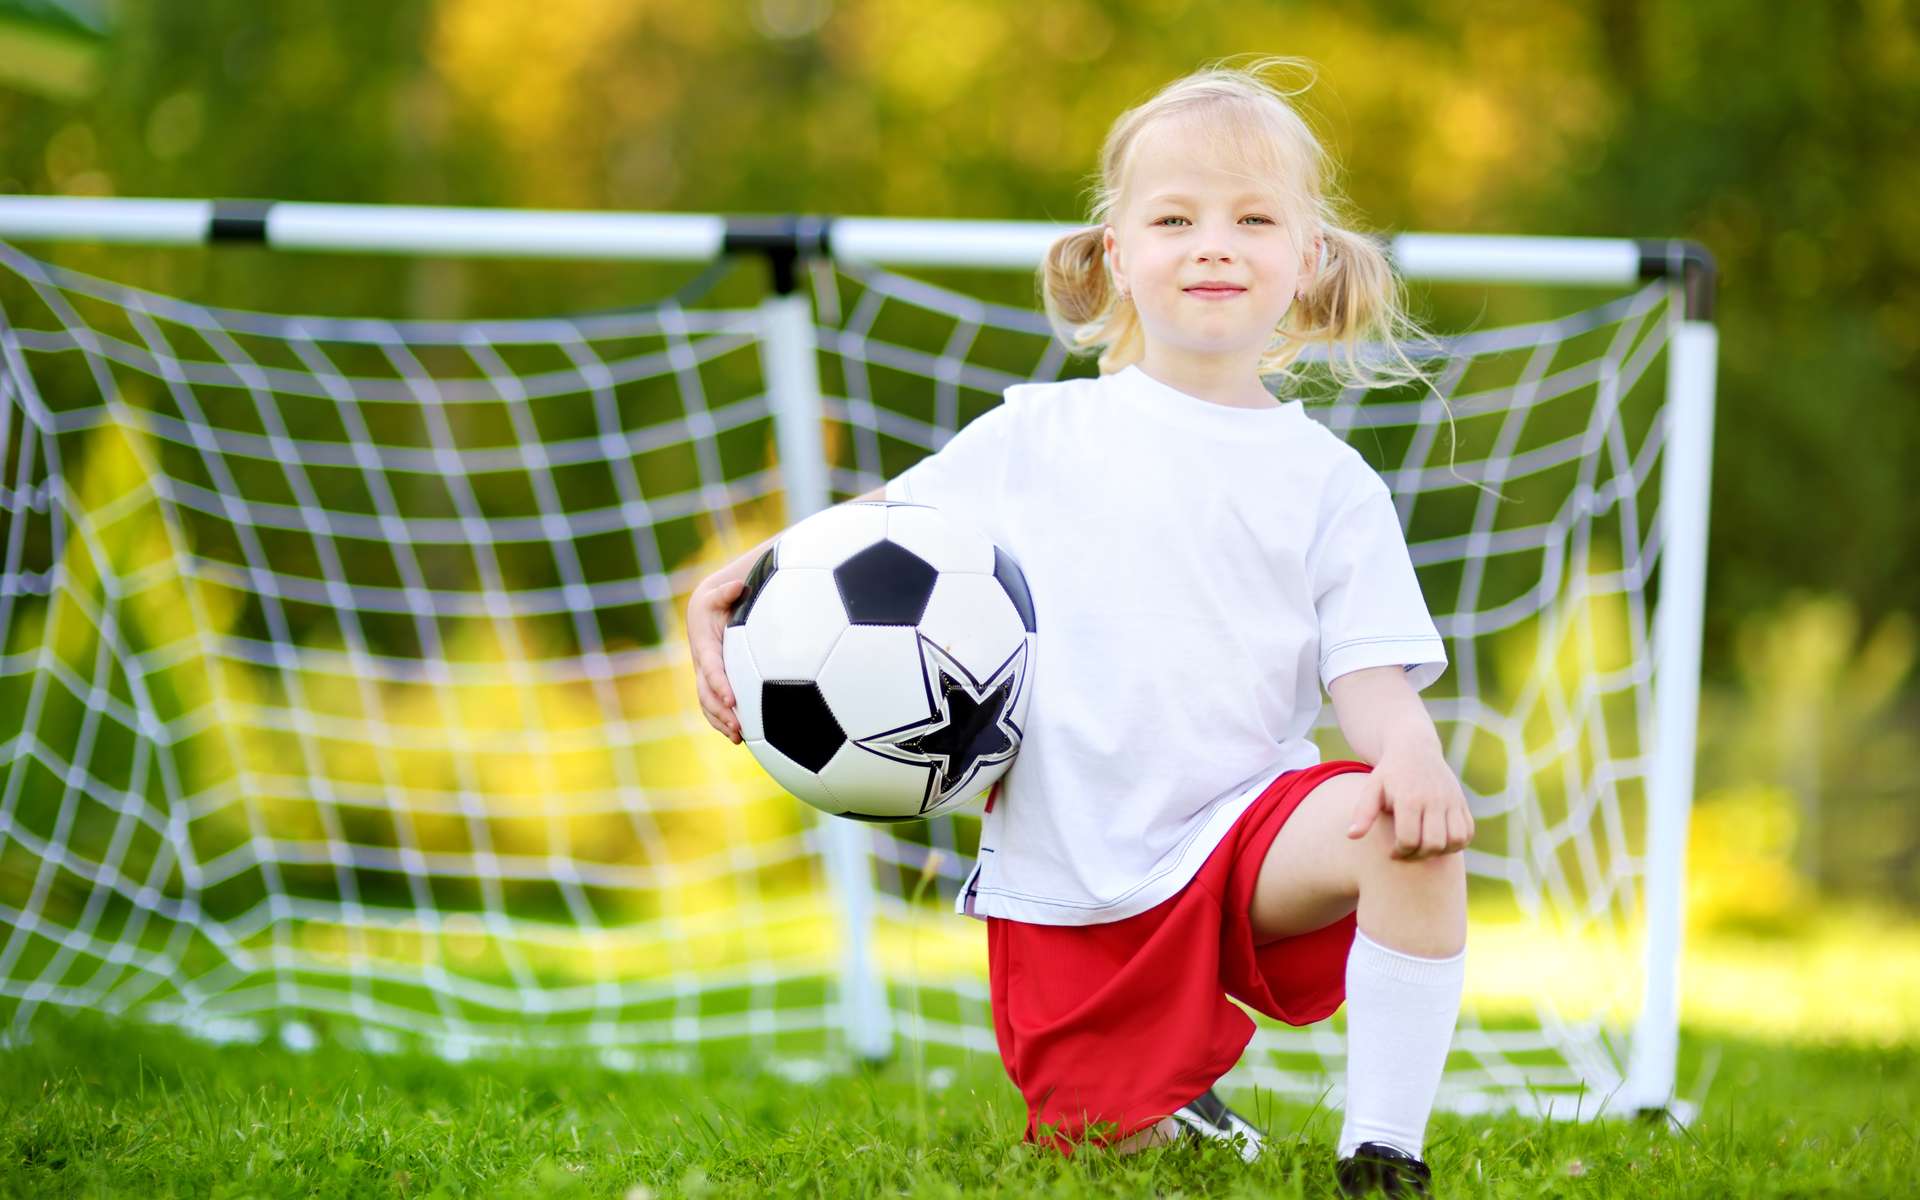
left=986, top=758, right=1368, bottom=1156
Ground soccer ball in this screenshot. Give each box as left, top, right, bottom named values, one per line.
left=723, top=500, right=1036, bottom=822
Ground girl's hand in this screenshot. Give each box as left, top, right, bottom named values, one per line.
left=1346, top=745, right=1474, bottom=860
left=687, top=577, right=748, bottom=744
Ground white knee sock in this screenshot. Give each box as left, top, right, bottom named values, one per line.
left=1336, top=927, right=1466, bottom=1161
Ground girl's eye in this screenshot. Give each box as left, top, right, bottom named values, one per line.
left=1153, top=216, right=1274, bottom=226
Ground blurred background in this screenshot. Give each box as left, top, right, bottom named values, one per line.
left=1, top=0, right=1915, bottom=1048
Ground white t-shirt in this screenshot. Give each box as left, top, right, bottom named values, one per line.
left=884, top=363, right=1446, bottom=926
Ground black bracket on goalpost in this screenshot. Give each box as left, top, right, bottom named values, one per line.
left=208, top=200, right=277, bottom=243
left=723, top=214, right=835, bottom=296
left=1635, top=238, right=1716, bottom=322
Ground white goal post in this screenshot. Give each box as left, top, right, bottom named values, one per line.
left=0, top=195, right=1716, bottom=1122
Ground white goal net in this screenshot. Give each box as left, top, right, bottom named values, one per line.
left=0, top=227, right=1706, bottom=1119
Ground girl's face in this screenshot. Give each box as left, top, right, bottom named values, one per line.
left=1102, top=122, right=1318, bottom=370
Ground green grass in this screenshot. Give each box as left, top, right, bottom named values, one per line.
left=2, top=1010, right=1915, bottom=1198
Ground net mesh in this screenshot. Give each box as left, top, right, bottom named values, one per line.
left=0, top=238, right=1682, bottom=1115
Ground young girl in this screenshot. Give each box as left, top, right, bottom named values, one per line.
left=687, top=57, right=1471, bottom=1197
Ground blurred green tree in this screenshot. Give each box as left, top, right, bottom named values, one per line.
left=1, top=0, right=1914, bottom=899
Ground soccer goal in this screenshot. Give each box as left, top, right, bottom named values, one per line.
left=0, top=196, right=1716, bottom=1123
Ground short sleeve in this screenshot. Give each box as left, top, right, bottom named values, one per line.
left=882, top=400, right=1014, bottom=547
left=1308, top=477, right=1448, bottom=693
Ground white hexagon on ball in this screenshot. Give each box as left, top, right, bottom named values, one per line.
left=816, top=739, right=948, bottom=820
left=918, top=573, right=1028, bottom=676
left=747, top=734, right=833, bottom=806
left=882, top=503, right=995, bottom=575
left=814, top=625, right=931, bottom=739
left=742, top=567, right=847, bottom=680
left=775, top=501, right=889, bottom=570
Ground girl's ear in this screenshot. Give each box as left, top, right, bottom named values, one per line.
left=1297, top=232, right=1323, bottom=299
left=1102, top=225, right=1127, bottom=296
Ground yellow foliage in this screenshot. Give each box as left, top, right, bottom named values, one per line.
left=1474, top=540, right=1646, bottom=862
left=1490, top=541, right=1637, bottom=721
left=838, top=0, right=1013, bottom=110
left=1732, top=592, right=1916, bottom=781
left=1686, top=784, right=1815, bottom=938
left=429, top=0, right=683, bottom=206
left=1461, top=898, right=1920, bottom=1045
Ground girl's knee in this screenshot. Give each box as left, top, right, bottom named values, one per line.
left=1357, top=819, right=1467, bottom=879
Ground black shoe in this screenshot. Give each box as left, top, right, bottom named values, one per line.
left=1169, top=1086, right=1265, bottom=1162
left=1335, top=1141, right=1432, bottom=1197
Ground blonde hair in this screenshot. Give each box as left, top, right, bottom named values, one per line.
left=1039, top=54, right=1440, bottom=400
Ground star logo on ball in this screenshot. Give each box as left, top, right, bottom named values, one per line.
left=854, top=635, right=1028, bottom=814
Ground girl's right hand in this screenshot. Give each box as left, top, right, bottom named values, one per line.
left=687, top=577, right=748, bottom=743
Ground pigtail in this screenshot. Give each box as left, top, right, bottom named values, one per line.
left=1040, top=225, right=1112, bottom=326
left=1267, top=223, right=1418, bottom=395
left=1038, top=225, right=1147, bottom=375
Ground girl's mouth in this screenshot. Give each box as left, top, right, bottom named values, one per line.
left=1183, top=287, right=1245, bottom=300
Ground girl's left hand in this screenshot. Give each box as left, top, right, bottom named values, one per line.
left=1345, top=746, right=1475, bottom=860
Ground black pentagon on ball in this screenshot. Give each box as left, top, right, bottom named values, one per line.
left=993, top=545, right=1036, bottom=633
left=762, top=680, right=844, bottom=772
left=833, top=539, right=938, bottom=625
left=727, top=544, right=779, bottom=628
